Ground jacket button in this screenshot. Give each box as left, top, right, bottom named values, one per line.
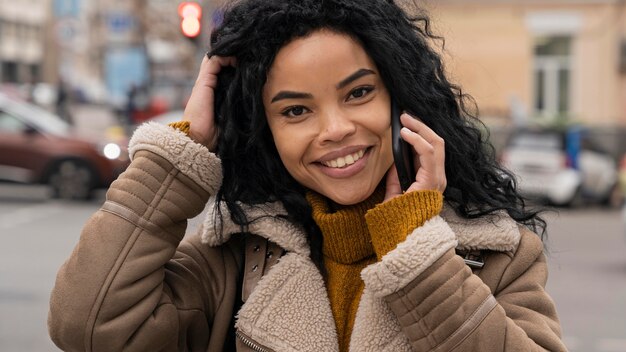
left=266, top=251, right=273, bottom=259
left=252, top=264, right=258, bottom=272
left=253, top=245, right=260, bottom=252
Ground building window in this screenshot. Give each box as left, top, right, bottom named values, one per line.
left=30, top=64, right=41, bottom=82
left=533, top=36, right=572, bottom=117
left=2, top=61, right=19, bottom=83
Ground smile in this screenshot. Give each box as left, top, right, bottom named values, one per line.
left=321, top=149, right=366, bottom=168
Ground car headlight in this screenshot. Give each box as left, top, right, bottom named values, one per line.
left=102, top=143, right=121, bottom=160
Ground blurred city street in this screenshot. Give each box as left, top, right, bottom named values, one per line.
left=1, top=0, right=626, bottom=351
left=0, top=182, right=625, bottom=351
left=0, top=184, right=208, bottom=352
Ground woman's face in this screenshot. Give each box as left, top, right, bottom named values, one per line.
left=263, top=29, right=393, bottom=205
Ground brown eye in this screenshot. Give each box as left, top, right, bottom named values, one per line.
left=281, top=105, right=309, bottom=118
left=348, top=86, right=374, bottom=101
left=290, top=107, right=305, bottom=116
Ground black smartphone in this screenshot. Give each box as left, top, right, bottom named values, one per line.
left=391, top=100, right=415, bottom=192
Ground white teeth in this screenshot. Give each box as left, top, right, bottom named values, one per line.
left=322, top=149, right=366, bottom=168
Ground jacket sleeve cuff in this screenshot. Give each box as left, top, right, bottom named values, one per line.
left=365, top=190, right=443, bottom=260
left=361, top=215, right=458, bottom=297
left=129, top=121, right=222, bottom=194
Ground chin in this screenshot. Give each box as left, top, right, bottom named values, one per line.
left=324, top=186, right=376, bottom=206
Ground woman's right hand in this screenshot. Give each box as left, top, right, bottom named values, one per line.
left=384, top=114, right=446, bottom=202
left=184, top=55, right=236, bottom=151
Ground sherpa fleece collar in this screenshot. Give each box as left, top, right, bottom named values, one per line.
left=200, top=198, right=521, bottom=253
left=199, top=199, right=520, bottom=351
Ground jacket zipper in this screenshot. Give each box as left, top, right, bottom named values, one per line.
left=236, top=330, right=274, bottom=352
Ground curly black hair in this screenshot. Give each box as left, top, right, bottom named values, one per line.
left=208, top=0, right=545, bottom=270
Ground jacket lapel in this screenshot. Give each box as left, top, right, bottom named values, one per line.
left=200, top=199, right=311, bottom=256
left=235, top=252, right=339, bottom=351
left=200, top=198, right=338, bottom=351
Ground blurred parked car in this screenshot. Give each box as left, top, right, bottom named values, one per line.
left=0, top=92, right=130, bottom=200
left=500, top=127, right=623, bottom=207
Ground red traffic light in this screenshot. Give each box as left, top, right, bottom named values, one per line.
left=178, top=2, right=202, bottom=38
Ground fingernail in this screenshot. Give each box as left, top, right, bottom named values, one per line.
left=402, top=112, right=418, bottom=120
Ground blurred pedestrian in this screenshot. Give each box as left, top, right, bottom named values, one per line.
left=55, top=79, right=72, bottom=124
left=125, top=84, right=136, bottom=124
left=49, top=0, right=567, bottom=351
left=124, top=83, right=141, bottom=126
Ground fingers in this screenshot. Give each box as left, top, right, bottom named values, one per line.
left=184, top=55, right=236, bottom=150
left=196, top=55, right=237, bottom=88
left=399, top=113, right=446, bottom=193
left=204, top=55, right=237, bottom=76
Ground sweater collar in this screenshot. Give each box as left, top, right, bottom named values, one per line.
left=200, top=198, right=521, bottom=254
left=305, top=187, right=384, bottom=264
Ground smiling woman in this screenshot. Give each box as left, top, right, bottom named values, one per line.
left=48, top=0, right=567, bottom=351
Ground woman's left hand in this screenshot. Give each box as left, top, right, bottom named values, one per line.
left=384, top=113, right=447, bottom=201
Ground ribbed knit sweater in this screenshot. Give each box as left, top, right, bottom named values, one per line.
left=306, top=188, right=443, bottom=351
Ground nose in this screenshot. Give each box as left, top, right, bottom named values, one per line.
left=317, top=109, right=357, bottom=144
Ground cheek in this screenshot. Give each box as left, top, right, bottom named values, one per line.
left=273, top=135, right=294, bottom=163
left=379, top=127, right=394, bottom=164
left=375, top=118, right=391, bottom=138
left=366, top=108, right=393, bottom=150
left=368, top=106, right=394, bottom=168
left=269, top=126, right=307, bottom=176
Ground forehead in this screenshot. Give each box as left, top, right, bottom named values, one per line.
left=266, top=29, right=377, bottom=83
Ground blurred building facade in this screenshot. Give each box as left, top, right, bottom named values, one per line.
left=2, top=0, right=625, bottom=139
left=0, top=0, right=52, bottom=85
left=89, top=0, right=203, bottom=109
left=0, top=0, right=208, bottom=111
left=425, top=0, right=626, bottom=129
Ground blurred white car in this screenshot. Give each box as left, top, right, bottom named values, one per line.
left=500, top=128, right=622, bottom=207
left=146, top=110, right=184, bottom=126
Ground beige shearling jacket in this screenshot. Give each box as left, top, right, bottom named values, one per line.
left=48, top=122, right=567, bottom=352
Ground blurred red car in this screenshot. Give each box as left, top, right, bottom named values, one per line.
left=0, top=92, right=130, bottom=200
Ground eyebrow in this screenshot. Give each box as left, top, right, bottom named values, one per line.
left=271, top=91, right=314, bottom=103
left=336, top=68, right=376, bottom=89
left=269, top=68, right=376, bottom=104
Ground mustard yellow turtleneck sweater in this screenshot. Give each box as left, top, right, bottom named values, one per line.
left=306, top=188, right=443, bottom=351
